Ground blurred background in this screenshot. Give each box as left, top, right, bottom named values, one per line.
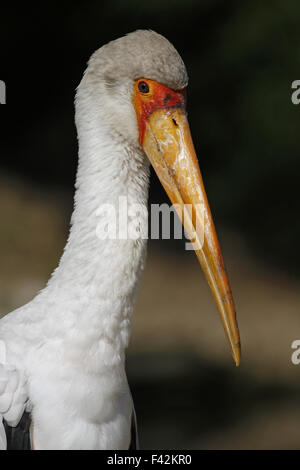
left=1, top=0, right=300, bottom=449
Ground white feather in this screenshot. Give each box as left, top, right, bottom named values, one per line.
left=0, top=342, right=28, bottom=449
left=0, top=418, right=6, bottom=450
left=0, top=65, right=149, bottom=449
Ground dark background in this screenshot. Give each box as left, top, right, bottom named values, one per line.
left=1, top=0, right=300, bottom=449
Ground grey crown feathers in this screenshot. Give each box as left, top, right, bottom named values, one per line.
left=86, top=30, right=188, bottom=91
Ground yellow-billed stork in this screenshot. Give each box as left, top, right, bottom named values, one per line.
left=0, top=30, right=240, bottom=450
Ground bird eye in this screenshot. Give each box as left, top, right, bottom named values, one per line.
left=138, top=81, right=150, bottom=94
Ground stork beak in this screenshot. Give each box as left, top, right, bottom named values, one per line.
left=141, top=107, right=241, bottom=366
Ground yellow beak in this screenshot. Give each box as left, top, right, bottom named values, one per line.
left=142, top=107, right=241, bottom=366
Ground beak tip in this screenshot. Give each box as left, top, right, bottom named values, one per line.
left=233, top=342, right=241, bottom=367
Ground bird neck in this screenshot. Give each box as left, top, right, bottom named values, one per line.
left=44, top=104, right=150, bottom=362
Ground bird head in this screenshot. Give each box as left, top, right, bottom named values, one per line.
left=77, top=30, right=241, bottom=366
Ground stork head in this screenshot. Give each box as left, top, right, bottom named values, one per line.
left=77, top=30, right=241, bottom=366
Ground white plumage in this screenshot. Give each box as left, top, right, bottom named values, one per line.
left=0, top=31, right=153, bottom=449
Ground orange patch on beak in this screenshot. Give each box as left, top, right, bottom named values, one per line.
left=133, top=78, right=186, bottom=145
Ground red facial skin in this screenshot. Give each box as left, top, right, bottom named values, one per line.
left=133, top=78, right=186, bottom=146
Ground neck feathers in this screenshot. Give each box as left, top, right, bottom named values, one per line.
left=44, top=85, right=150, bottom=355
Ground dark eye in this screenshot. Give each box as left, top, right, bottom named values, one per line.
left=138, top=81, right=149, bottom=94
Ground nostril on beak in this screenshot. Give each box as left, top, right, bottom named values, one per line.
left=172, top=118, right=178, bottom=127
